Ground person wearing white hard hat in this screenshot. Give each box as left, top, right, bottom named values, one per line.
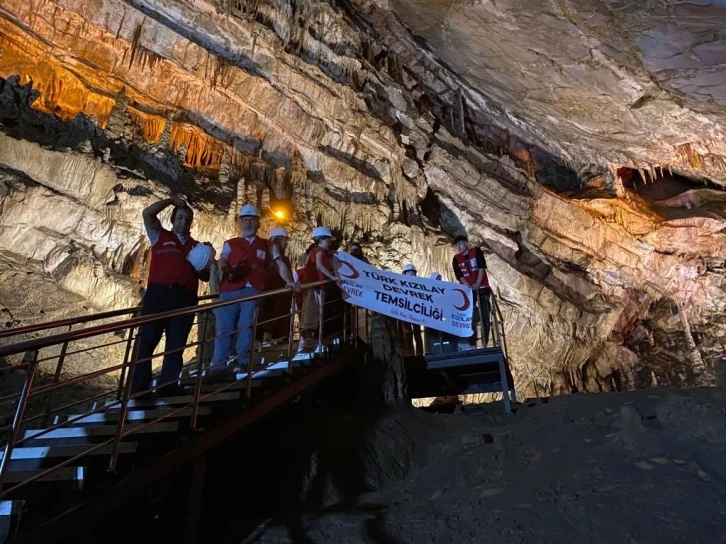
left=257, top=227, right=294, bottom=344
left=402, top=263, right=417, bottom=276
left=131, top=196, right=213, bottom=396
left=211, top=203, right=297, bottom=374
left=398, top=263, right=423, bottom=355
left=298, top=226, right=341, bottom=351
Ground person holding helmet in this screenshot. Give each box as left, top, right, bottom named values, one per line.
left=299, top=226, right=340, bottom=351
left=452, top=234, right=490, bottom=346
left=212, top=204, right=297, bottom=374
left=132, top=196, right=213, bottom=396
left=258, top=227, right=294, bottom=344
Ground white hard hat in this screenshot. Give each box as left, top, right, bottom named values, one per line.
left=270, top=227, right=289, bottom=239
left=402, top=263, right=417, bottom=273
left=187, top=243, right=216, bottom=271
left=239, top=203, right=259, bottom=217
left=429, top=272, right=442, bottom=281
left=312, top=226, right=333, bottom=239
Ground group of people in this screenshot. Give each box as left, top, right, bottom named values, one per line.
left=130, top=197, right=491, bottom=396
left=397, top=236, right=491, bottom=356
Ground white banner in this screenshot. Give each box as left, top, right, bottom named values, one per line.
left=335, top=252, right=474, bottom=338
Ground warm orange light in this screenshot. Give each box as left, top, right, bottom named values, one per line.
left=273, top=209, right=286, bottom=219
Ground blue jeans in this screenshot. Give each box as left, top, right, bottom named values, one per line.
left=211, top=287, right=259, bottom=371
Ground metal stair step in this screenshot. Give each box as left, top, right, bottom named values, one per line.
left=0, top=443, right=137, bottom=462
left=0, top=501, right=24, bottom=542
left=22, top=421, right=178, bottom=445
left=1, top=466, right=85, bottom=489
left=0, top=443, right=137, bottom=472
left=102, top=391, right=242, bottom=409
left=59, top=406, right=211, bottom=426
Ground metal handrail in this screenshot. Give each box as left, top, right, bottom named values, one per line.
left=0, top=282, right=330, bottom=360
left=0, top=293, right=220, bottom=340
left=0, top=279, right=342, bottom=497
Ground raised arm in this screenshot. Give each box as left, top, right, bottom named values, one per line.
left=142, top=196, right=184, bottom=230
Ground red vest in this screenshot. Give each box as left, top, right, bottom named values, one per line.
left=455, top=248, right=489, bottom=287
left=147, top=229, right=199, bottom=294
left=220, top=236, right=272, bottom=293
left=303, top=247, right=332, bottom=283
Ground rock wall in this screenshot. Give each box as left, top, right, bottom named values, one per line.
left=1, top=0, right=725, bottom=396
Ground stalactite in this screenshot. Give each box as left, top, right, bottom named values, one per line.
left=249, top=149, right=270, bottom=183
left=128, top=109, right=165, bottom=143
left=170, top=125, right=224, bottom=168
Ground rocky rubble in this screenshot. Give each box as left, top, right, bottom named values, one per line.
left=0, top=0, right=725, bottom=396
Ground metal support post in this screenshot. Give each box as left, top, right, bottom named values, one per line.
left=245, top=302, right=260, bottom=399
left=191, top=312, right=209, bottom=430
left=109, top=330, right=140, bottom=473
left=287, top=292, right=296, bottom=373
left=0, top=350, right=39, bottom=493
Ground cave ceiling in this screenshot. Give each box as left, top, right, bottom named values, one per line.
left=386, top=0, right=726, bottom=185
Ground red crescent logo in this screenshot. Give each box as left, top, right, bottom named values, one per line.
left=453, top=289, right=471, bottom=311
left=338, top=261, right=360, bottom=279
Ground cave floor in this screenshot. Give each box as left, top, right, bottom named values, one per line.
left=254, top=382, right=726, bottom=544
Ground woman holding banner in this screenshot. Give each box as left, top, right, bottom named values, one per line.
left=298, top=227, right=341, bottom=352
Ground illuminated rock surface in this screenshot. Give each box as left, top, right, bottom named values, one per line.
left=1, top=0, right=725, bottom=395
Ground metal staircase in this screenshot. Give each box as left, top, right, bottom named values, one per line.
left=0, top=280, right=361, bottom=543
left=0, top=282, right=514, bottom=541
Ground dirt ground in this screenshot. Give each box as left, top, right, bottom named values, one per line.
left=250, top=372, right=726, bottom=544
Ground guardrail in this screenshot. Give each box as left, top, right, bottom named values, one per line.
left=0, top=279, right=353, bottom=496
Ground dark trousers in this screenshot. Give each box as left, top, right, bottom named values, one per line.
left=474, top=291, right=491, bottom=346
left=131, top=284, right=198, bottom=394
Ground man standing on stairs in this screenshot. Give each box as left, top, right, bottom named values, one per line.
left=132, top=196, right=214, bottom=396
left=451, top=235, right=491, bottom=347
left=211, top=204, right=297, bottom=375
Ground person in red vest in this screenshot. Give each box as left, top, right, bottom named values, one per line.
left=132, top=196, right=214, bottom=396
left=299, top=227, right=340, bottom=352
left=452, top=235, right=491, bottom=346
left=211, top=204, right=296, bottom=374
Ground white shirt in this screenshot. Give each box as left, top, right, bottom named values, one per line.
left=147, top=225, right=187, bottom=246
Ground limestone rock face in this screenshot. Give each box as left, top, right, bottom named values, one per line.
left=0, top=0, right=725, bottom=396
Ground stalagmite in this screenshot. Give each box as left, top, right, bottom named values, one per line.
left=158, top=113, right=174, bottom=149
left=219, top=151, right=231, bottom=185
left=677, top=303, right=706, bottom=374
left=106, top=88, right=131, bottom=140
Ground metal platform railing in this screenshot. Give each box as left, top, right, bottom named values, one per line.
left=396, top=290, right=509, bottom=358
left=0, top=278, right=366, bottom=497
